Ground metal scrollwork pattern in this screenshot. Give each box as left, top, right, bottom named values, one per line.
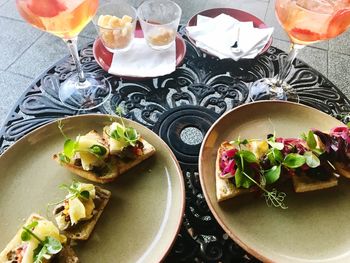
left=0, top=27, right=349, bottom=262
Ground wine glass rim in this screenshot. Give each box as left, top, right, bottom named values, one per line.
left=137, top=0, right=182, bottom=26
left=92, top=2, right=137, bottom=29
left=275, top=0, right=350, bottom=15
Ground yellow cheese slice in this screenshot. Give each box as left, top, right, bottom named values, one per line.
left=69, top=198, right=86, bottom=225
left=247, top=140, right=269, bottom=159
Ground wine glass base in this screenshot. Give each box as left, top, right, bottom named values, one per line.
left=249, top=78, right=299, bottom=102
left=59, top=72, right=111, bottom=110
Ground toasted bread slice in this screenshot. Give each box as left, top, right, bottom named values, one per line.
left=53, top=138, right=155, bottom=184
left=59, top=186, right=111, bottom=240
left=216, top=142, right=253, bottom=202
left=334, top=162, right=350, bottom=178
left=292, top=172, right=338, bottom=193
left=0, top=214, right=74, bottom=262
left=56, top=246, right=79, bottom=263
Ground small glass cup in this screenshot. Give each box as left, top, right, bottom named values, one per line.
left=93, top=1, right=137, bottom=52
left=137, top=0, right=181, bottom=50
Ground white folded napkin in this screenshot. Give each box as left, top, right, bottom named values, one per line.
left=186, top=14, right=274, bottom=61
left=108, top=38, right=176, bottom=77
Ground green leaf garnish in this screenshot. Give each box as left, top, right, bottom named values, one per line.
left=58, top=121, right=79, bottom=160
left=234, top=166, right=254, bottom=189
left=264, top=165, right=281, bottom=185
left=229, top=137, right=248, bottom=146
left=21, top=221, right=38, bottom=241
left=21, top=222, right=63, bottom=262
left=109, top=107, right=140, bottom=147
left=239, top=150, right=258, bottom=163
left=304, top=151, right=320, bottom=168
left=283, top=153, right=305, bottom=168
left=302, top=131, right=324, bottom=156
left=49, top=181, right=92, bottom=208
left=233, top=151, right=256, bottom=189
left=32, top=236, right=62, bottom=263
left=59, top=181, right=91, bottom=201
left=89, top=144, right=107, bottom=156
left=64, top=139, right=77, bottom=159
left=234, top=167, right=243, bottom=188
left=79, top=190, right=90, bottom=200
left=44, top=236, right=63, bottom=254
left=267, top=148, right=283, bottom=165
left=306, top=131, right=317, bottom=149
left=33, top=244, right=45, bottom=263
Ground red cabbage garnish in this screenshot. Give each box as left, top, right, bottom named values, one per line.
left=220, top=148, right=238, bottom=178
left=276, top=137, right=307, bottom=155
left=313, top=127, right=350, bottom=163
left=330, top=126, right=350, bottom=144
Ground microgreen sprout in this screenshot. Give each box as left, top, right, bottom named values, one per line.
left=48, top=181, right=91, bottom=207
left=228, top=136, right=289, bottom=209
left=57, top=122, right=108, bottom=164
left=242, top=171, right=288, bottom=209
left=21, top=221, right=62, bottom=263
left=107, top=106, right=140, bottom=147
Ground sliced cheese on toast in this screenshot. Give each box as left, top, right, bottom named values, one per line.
left=54, top=137, right=155, bottom=184
left=61, top=186, right=111, bottom=240
left=0, top=214, right=70, bottom=263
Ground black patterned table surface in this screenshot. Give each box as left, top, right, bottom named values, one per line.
left=1, top=27, right=350, bottom=262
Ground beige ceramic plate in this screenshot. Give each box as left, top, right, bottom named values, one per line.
left=199, top=101, right=350, bottom=263
left=0, top=114, right=185, bottom=262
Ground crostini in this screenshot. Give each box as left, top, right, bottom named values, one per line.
left=53, top=121, right=156, bottom=184
left=0, top=214, right=78, bottom=263
left=215, top=128, right=349, bottom=207
left=52, top=181, right=111, bottom=240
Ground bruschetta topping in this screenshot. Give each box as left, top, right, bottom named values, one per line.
left=19, top=218, right=65, bottom=263
left=217, top=127, right=350, bottom=208
left=104, top=121, right=142, bottom=157
left=57, top=121, right=110, bottom=172
left=53, top=181, right=97, bottom=230
left=313, top=126, right=349, bottom=163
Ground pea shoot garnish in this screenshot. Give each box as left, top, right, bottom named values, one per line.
left=108, top=107, right=140, bottom=147
left=225, top=129, right=339, bottom=209
left=48, top=181, right=91, bottom=207
left=21, top=221, right=63, bottom=263
left=229, top=139, right=288, bottom=209
left=57, top=120, right=108, bottom=162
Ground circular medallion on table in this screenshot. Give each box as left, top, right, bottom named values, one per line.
left=153, top=105, right=219, bottom=170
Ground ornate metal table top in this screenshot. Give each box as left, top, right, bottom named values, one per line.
left=1, top=27, right=349, bottom=262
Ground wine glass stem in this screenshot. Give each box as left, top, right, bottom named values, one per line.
left=275, top=43, right=304, bottom=86
left=64, top=37, right=86, bottom=83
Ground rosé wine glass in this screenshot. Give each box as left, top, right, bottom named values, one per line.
left=16, top=0, right=111, bottom=110
left=250, top=0, right=350, bottom=102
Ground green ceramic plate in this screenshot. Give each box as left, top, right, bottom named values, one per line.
left=0, top=114, right=185, bottom=262
left=199, top=101, right=350, bottom=263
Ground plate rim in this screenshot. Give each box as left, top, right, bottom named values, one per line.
left=185, top=7, right=273, bottom=57
left=0, top=113, right=186, bottom=262
left=198, top=100, right=345, bottom=263
left=92, top=24, right=187, bottom=79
